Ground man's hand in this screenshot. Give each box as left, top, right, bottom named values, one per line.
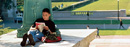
left=44, top=26, right=53, bottom=34
left=44, top=26, right=49, bottom=30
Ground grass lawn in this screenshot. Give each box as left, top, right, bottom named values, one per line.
left=17, top=2, right=78, bottom=11
left=73, top=0, right=130, bottom=15
left=52, top=2, right=77, bottom=9
left=100, top=29, right=130, bottom=36
left=0, top=28, right=16, bottom=35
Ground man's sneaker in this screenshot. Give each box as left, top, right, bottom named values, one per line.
left=20, top=33, right=28, bottom=46
left=28, top=34, right=35, bottom=46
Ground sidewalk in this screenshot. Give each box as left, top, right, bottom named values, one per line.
left=0, top=30, right=21, bottom=47
left=2, top=20, right=22, bottom=29
left=89, top=35, right=130, bottom=47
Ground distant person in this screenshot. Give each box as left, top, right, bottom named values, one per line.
left=119, top=19, right=125, bottom=29
left=87, top=11, right=90, bottom=20
left=96, top=27, right=100, bottom=38
left=86, top=25, right=89, bottom=29
left=61, top=3, right=64, bottom=8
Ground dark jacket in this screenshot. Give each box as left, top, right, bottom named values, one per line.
left=32, top=18, right=56, bottom=35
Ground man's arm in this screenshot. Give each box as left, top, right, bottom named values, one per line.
left=44, top=26, right=53, bottom=34
left=44, top=21, right=56, bottom=34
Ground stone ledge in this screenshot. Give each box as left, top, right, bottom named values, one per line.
left=39, top=29, right=97, bottom=47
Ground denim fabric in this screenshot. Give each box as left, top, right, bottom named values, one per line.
left=28, top=30, right=44, bottom=42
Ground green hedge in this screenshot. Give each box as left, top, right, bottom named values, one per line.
left=54, top=20, right=130, bottom=24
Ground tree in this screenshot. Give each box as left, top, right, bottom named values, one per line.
left=0, top=0, right=15, bottom=20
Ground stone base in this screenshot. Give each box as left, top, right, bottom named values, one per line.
left=17, top=27, right=30, bottom=38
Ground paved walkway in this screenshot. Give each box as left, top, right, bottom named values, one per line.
left=89, top=35, right=130, bottom=47
left=0, top=30, right=21, bottom=47
left=0, top=20, right=22, bottom=29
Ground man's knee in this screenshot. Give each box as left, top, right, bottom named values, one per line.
left=35, top=33, right=44, bottom=38
left=28, top=30, right=36, bottom=35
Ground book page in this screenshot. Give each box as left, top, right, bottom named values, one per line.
left=36, top=22, right=46, bottom=32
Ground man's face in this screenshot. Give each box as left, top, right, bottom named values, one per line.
left=42, top=12, right=50, bottom=21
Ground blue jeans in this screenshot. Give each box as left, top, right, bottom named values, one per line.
left=28, top=30, right=44, bottom=42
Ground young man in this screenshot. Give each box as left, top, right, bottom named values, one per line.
left=20, top=8, right=56, bottom=46
left=96, top=27, right=100, bottom=38
left=119, top=19, right=125, bottom=29
left=86, top=25, right=89, bottom=29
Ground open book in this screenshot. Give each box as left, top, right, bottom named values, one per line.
left=35, top=22, right=46, bottom=32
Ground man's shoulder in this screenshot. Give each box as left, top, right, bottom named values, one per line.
left=48, top=20, right=54, bottom=23
left=35, top=18, right=44, bottom=21
left=36, top=18, right=43, bottom=20
left=46, top=20, right=55, bottom=25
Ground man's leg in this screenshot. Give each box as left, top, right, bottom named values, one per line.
left=96, top=33, right=98, bottom=38
left=35, top=30, right=44, bottom=42
left=97, top=33, right=100, bottom=38
left=119, top=25, right=121, bottom=29
left=28, top=30, right=36, bottom=36
left=28, top=34, right=35, bottom=46
left=28, top=30, right=37, bottom=45
left=20, top=33, right=28, bottom=46
left=98, top=33, right=100, bottom=38
left=122, top=25, right=125, bottom=29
